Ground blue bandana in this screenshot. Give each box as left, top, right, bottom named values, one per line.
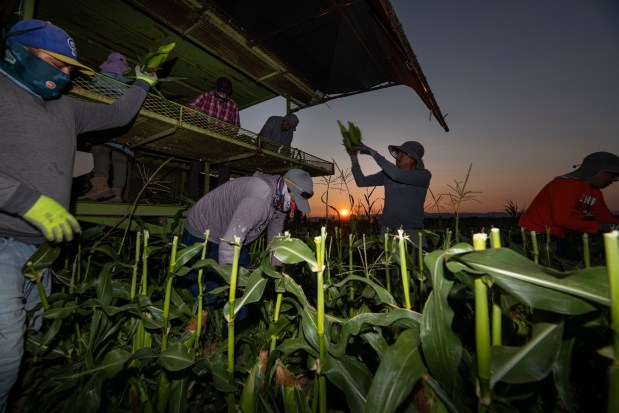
left=0, top=38, right=71, bottom=100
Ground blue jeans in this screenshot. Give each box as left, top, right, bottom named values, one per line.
left=0, top=238, right=50, bottom=413
left=180, top=231, right=249, bottom=335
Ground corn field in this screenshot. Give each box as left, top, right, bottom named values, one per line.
left=13, top=216, right=619, bottom=413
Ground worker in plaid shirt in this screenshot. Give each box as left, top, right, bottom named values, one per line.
left=185, top=76, right=240, bottom=196
left=186, top=76, right=240, bottom=129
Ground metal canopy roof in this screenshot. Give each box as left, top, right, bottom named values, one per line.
left=17, top=0, right=447, bottom=131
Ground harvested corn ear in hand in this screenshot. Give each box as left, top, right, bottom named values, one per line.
left=141, top=42, right=176, bottom=74
left=123, top=42, right=176, bottom=78
left=338, top=120, right=362, bottom=151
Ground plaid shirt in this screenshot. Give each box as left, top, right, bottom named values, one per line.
left=186, top=91, right=240, bottom=126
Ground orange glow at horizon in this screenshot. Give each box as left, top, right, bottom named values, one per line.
left=340, top=208, right=349, bottom=217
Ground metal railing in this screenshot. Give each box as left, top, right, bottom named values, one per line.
left=71, top=75, right=334, bottom=175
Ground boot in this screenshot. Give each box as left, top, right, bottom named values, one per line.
left=108, top=188, right=124, bottom=203
left=78, top=177, right=113, bottom=201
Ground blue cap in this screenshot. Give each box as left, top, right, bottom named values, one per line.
left=8, top=19, right=93, bottom=73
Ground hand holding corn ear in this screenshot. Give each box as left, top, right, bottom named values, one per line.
left=130, top=42, right=177, bottom=86
left=338, top=120, right=363, bottom=154
left=135, top=65, right=157, bottom=86
left=354, top=142, right=377, bottom=156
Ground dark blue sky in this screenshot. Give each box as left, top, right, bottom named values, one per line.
left=240, top=0, right=619, bottom=215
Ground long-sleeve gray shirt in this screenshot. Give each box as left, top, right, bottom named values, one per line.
left=351, top=153, right=431, bottom=231
left=0, top=74, right=149, bottom=244
left=184, top=171, right=286, bottom=265
left=259, top=116, right=294, bottom=146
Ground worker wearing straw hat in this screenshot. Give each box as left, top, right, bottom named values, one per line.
left=0, top=19, right=157, bottom=411
left=519, top=151, right=619, bottom=261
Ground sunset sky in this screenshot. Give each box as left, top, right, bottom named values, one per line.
left=239, top=0, right=619, bottom=217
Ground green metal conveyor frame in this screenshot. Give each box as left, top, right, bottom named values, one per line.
left=70, top=76, right=333, bottom=232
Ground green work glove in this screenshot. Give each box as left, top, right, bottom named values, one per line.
left=134, top=64, right=158, bottom=86
left=23, top=195, right=81, bottom=242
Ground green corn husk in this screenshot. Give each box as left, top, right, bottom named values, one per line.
left=123, top=42, right=177, bottom=79
left=142, top=42, right=176, bottom=74
left=337, top=120, right=362, bottom=150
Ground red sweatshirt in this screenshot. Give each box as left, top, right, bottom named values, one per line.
left=518, top=177, right=619, bottom=238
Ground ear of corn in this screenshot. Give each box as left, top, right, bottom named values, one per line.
left=142, top=42, right=176, bottom=74
left=337, top=120, right=363, bottom=150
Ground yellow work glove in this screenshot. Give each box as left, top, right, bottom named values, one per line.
left=23, top=195, right=81, bottom=242
left=134, top=64, right=158, bottom=86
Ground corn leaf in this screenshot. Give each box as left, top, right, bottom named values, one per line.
left=421, top=250, right=463, bottom=396
left=323, top=353, right=372, bottom=413
left=159, top=341, right=195, bottom=372
left=490, top=322, right=564, bottom=386
left=364, top=328, right=427, bottom=413
left=448, top=248, right=609, bottom=314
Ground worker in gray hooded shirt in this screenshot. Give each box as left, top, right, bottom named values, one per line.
left=258, top=113, right=299, bottom=146
left=348, top=140, right=431, bottom=250
left=181, top=168, right=314, bottom=296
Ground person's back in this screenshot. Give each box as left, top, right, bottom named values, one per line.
left=185, top=173, right=277, bottom=247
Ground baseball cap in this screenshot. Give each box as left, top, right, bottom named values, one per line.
left=562, top=152, right=619, bottom=180
left=283, top=113, right=299, bottom=131
left=216, top=76, right=232, bottom=97
left=7, top=19, right=93, bottom=73
left=283, top=169, right=314, bottom=213
left=388, top=141, right=425, bottom=169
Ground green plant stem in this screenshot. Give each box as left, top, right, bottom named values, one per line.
left=530, top=231, right=539, bottom=264
left=445, top=228, right=452, bottom=250
left=418, top=231, right=424, bottom=276
left=137, top=230, right=151, bottom=350
left=384, top=233, right=391, bottom=293
left=349, top=233, right=355, bottom=315
left=603, top=231, right=619, bottom=359
left=130, top=232, right=142, bottom=300
left=227, top=236, right=241, bottom=413
left=270, top=289, right=283, bottom=352
left=604, top=231, right=619, bottom=413
left=398, top=230, right=411, bottom=310
left=36, top=277, right=49, bottom=310
left=194, top=230, right=209, bottom=348
left=520, top=227, right=527, bottom=258
left=315, top=227, right=327, bottom=413
left=141, top=230, right=149, bottom=296
left=417, top=231, right=426, bottom=299
left=473, top=233, right=491, bottom=410
left=490, top=229, right=502, bottom=346
left=582, top=233, right=590, bottom=269
left=161, top=236, right=179, bottom=352
left=362, top=233, right=368, bottom=278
